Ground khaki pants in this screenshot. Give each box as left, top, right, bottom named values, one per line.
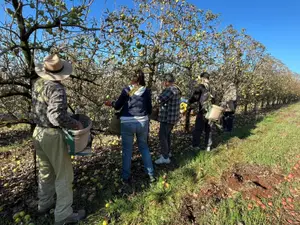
left=33, top=127, right=73, bottom=222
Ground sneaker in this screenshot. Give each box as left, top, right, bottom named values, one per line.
left=37, top=202, right=55, bottom=215
left=206, top=147, right=211, bottom=152
left=54, top=210, right=86, bottom=225
left=155, top=155, right=171, bottom=164
left=149, top=175, right=156, bottom=183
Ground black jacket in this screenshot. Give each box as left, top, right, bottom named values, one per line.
left=188, top=83, right=215, bottom=113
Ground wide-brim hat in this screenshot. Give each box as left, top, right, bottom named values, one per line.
left=35, top=54, right=72, bottom=81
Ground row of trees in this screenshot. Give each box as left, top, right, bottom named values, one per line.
left=1, top=0, right=299, bottom=128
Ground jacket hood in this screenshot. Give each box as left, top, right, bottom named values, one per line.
left=170, top=84, right=182, bottom=95
left=128, top=85, right=146, bottom=97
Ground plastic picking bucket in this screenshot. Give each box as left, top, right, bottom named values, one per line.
left=206, top=105, right=224, bottom=121
left=63, top=114, right=92, bottom=155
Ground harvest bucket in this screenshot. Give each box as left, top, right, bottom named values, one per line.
left=63, top=114, right=92, bottom=155
left=108, top=112, right=121, bottom=135
left=205, top=105, right=224, bottom=121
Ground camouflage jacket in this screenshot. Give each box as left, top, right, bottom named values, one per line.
left=31, top=78, right=78, bottom=129
left=221, top=83, right=237, bottom=112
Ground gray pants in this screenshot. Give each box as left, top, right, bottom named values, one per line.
left=159, top=122, right=174, bottom=158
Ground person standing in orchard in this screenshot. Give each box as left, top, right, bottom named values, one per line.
left=155, top=73, right=181, bottom=164
left=32, top=54, right=86, bottom=225
left=105, top=70, right=155, bottom=183
left=221, top=81, right=238, bottom=132
left=188, top=72, right=215, bottom=152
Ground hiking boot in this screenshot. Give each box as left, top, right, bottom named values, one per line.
left=37, top=202, right=55, bottom=215
left=155, top=155, right=171, bottom=164
left=54, top=210, right=86, bottom=225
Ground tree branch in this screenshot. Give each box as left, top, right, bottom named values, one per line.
left=26, top=21, right=101, bottom=40
left=29, top=45, right=51, bottom=51
left=70, top=74, right=101, bottom=87
left=0, top=26, right=21, bottom=38
left=12, top=0, right=26, bottom=40
left=0, top=91, right=31, bottom=99
left=0, top=119, right=32, bottom=128
left=0, top=80, right=31, bottom=89
left=0, top=45, right=20, bottom=57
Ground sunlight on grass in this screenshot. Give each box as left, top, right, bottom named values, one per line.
left=84, top=103, right=300, bottom=225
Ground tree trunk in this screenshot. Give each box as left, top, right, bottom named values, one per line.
left=185, top=107, right=192, bottom=132
left=244, top=104, right=248, bottom=114
left=148, top=70, right=154, bottom=89
left=184, top=67, right=193, bottom=132
left=254, top=102, right=258, bottom=114
left=272, top=99, right=275, bottom=106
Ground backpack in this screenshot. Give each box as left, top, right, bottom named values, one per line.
left=199, top=83, right=214, bottom=112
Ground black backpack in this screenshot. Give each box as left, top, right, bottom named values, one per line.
left=199, top=83, right=214, bottom=112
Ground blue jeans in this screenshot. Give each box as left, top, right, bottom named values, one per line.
left=121, top=121, right=154, bottom=180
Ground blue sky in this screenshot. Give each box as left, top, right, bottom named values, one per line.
left=94, top=0, right=300, bottom=73
left=1, top=0, right=299, bottom=73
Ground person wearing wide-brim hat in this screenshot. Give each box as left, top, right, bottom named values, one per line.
left=32, top=54, right=86, bottom=224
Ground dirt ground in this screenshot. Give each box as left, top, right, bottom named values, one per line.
left=180, top=162, right=300, bottom=225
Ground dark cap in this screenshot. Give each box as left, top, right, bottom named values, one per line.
left=200, top=72, right=210, bottom=79
left=163, top=73, right=175, bottom=83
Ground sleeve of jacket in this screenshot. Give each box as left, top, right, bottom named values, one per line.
left=47, top=83, right=78, bottom=129
left=158, top=88, right=174, bottom=104
left=146, top=89, right=152, bottom=115
left=112, top=88, right=129, bottom=110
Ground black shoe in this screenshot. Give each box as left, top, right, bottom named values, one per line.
left=120, top=179, right=132, bottom=194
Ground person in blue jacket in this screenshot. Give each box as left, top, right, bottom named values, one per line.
left=105, top=70, right=155, bottom=183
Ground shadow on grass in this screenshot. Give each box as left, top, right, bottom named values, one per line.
left=0, top=103, right=293, bottom=225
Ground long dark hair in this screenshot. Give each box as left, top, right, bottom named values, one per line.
left=132, top=69, right=146, bottom=86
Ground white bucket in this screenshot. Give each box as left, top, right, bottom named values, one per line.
left=206, top=105, right=224, bottom=121
left=64, top=114, right=92, bottom=155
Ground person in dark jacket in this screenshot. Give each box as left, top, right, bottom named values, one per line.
left=188, top=72, right=215, bottom=152
left=105, top=70, right=155, bottom=183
